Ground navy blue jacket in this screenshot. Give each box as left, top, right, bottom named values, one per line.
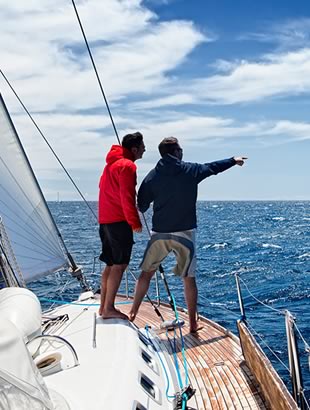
left=137, top=155, right=236, bottom=232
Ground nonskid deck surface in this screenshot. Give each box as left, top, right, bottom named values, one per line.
left=117, top=295, right=268, bottom=410
left=42, top=295, right=267, bottom=410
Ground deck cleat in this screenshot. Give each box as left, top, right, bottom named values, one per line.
left=160, top=318, right=185, bottom=331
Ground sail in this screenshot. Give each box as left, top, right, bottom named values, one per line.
left=0, top=94, right=69, bottom=283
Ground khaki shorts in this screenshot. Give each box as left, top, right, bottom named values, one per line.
left=140, top=230, right=196, bottom=277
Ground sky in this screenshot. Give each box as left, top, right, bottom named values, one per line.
left=1, top=0, right=310, bottom=201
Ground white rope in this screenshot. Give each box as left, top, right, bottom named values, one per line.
left=246, top=322, right=290, bottom=372
left=239, top=276, right=285, bottom=316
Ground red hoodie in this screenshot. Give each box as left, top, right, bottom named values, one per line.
left=98, top=145, right=142, bottom=230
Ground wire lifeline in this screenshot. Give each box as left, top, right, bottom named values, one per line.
left=246, top=321, right=290, bottom=372
left=199, top=294, right=241, bottom=319
left=239, top=276, right=286, bottom=316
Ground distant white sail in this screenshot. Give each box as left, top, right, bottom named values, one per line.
left=0, top=95, right=68, bottom=283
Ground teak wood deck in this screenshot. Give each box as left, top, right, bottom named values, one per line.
left=117, top=295, right=268, bottom=410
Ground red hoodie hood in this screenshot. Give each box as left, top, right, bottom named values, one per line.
left=106, top=145, right=135, bottom=164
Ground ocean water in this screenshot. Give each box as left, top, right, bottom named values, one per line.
left=32, top=200, right=310, bottom=399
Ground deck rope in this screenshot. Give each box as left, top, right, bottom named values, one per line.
left=145, top=326, right=176, bottom=401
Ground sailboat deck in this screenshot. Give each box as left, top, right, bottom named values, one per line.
left=118, top=295, right=268, bottom=410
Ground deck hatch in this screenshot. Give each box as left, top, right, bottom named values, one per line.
left=138, top=331, right=150, bottom=347
left=140, top=374, right=156, bottom=399
left=141, top=348, right=158, bottom=373
left=135, top=403, right=147, bottom=410
left=141, top=349, right=152, bottom=365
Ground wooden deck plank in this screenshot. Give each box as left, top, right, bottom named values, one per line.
left=181, top=333, right=233, bottom=409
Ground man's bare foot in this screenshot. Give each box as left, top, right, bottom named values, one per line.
left=99, top=305, right=121, bottom=315
left=189, top=324, right=203, bottom=334
left=101, top=308, right=128, bottom=320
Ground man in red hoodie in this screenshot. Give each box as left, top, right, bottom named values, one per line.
left=98, top=132, right=145, bottom=319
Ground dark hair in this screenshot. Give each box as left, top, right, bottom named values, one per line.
left=158, top=137, right=179, bottom=157
left=122, top=132, right=143, bottom=150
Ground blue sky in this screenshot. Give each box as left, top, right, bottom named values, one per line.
left=1, top=0, right=310, bottom=200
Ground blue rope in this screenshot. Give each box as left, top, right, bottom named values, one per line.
left=145, top=326, right=175, bottom=400
left=171, top=294, right=189, bottom=385
left=39, top=297, right=133, bottom=306
left=171, top=327, right=183, bottom=389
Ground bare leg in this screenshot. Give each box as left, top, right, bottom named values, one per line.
left=129, top=270, right=155, bottom=321
left=183, top=277, right=200, bottom=333
left=102, top=264, right=128, bottom=320
left=99, top=265, right=111, bottom=316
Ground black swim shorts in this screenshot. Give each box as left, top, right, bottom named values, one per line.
left=99, top=221, right=134, bottom=266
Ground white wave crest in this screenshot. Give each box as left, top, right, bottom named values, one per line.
left=262, top=243, right=282, bottom=249
left=298, top=252, right=310, bottom=259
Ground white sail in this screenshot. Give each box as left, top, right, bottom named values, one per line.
left=0, top=94, right=69, bottom=283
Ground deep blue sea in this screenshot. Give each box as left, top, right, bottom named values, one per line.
left=32, top=201, right=310, bottom=400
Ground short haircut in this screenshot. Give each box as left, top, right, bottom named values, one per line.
left=158, top=137, right=179, bottom=157
left=122, top=132, right=143, bottom=150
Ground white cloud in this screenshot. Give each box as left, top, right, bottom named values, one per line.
left=1, top=0, right=206, bottom=112
left=134, top=48, right=310, bottom=107
left=240, top=18, right=310, bottom=50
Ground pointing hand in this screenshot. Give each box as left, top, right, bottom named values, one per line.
left=234, top=156, right=248, bottom=166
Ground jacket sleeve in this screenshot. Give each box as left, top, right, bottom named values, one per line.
left=137, top=176, right=154, bottom=213
left=119, top=163, right=142, bottom=230
left=187, top=157, right=236, bottom=183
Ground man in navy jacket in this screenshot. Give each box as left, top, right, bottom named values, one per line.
left=129, top=137, right=247, bottom=332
